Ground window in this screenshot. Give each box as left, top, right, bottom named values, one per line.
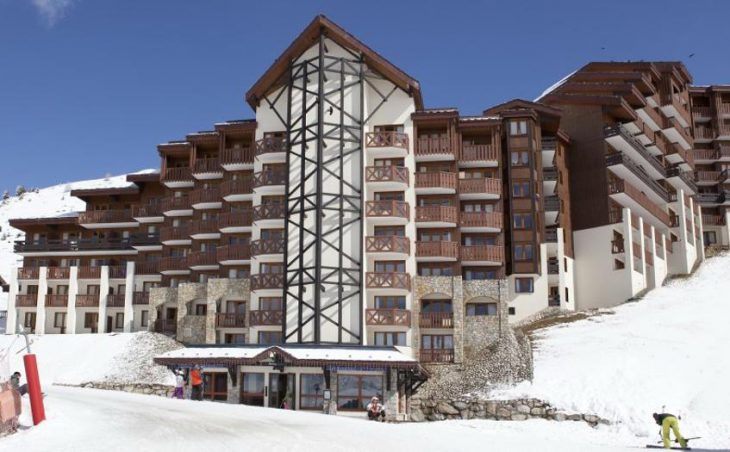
left=260, top=228, right=285, bottom=240
left=240, top=373, right=265, bottom=406
left=300, top=374, right=325, bottom=410
left=462, top=235, right=496, bottom=246
left=373, top=158, right=404, bottom=167
left=510, top=120, right=527, bottom=136
left=462, top=202, right=495, bottom=213
left=565, top=287, right=570, bottom=303
left=418, top=265, right=453, bottom=276
left=24, top=312, right=36, bottom=329
left=87, top=285, right=100, bottom=295
left=514, top=243, right=534, bottom=260
left=374, top=261, right=405, bottom=273
left=195, top=304, right=207, bottom=316
left=258, top=331, right=282, bottom=345
left=202, top=372, right=228, bottom=401
left=84, top=312, right=98, bottom=329
left=512, top=181, right=530, bottom=197
left=418, top=231, right=451, bottom=242
left=510, top=151, right=529, bottom=167
left=115, top=313, right=124, bottom=328
left=373, top=226, right=405, bottom=237
left=337, top=375, right=383, bottom=410
left=140, top=310, right=149, bottom=327
left=421, top=335, right=454, bottom=362
left=508, top=307, right=516, bottom=315
left=260, top=263, right=283, bottom=274
left=513, top=213, right=534, bottom=230
left=229, top=268, right=250, bottom=279
left=374, top=296, right=405, bottom=309
left=260, top=297, right=283, bottom=310
left=224, top=334, right=246, bottom=344
left=421, top=299, right=452, bottom=313
left=27, top=285, right=38, bottom=294
left=463, top=268, right=498, bottom=280
left=54, top=312, right=66, bottom=328
left=374, top=332, right=406, bottom=346
left=466, top=303, right=498, bottom=316
left=515, top=278, right=534, bottom=293
left=374, top=191, right=404, bottom=201
left=703, top=231, right=717, bottom=245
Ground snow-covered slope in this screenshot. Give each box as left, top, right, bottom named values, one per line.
left=498, top=253, right=730, bottom=449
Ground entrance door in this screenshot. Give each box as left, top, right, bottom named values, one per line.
left=268, top=373, right=295, bottom=409
left=240, top=373, right=265, bottom=406
left=106, top=316, right=113, bottom=333
left=166, top=307, right=177, bottom=320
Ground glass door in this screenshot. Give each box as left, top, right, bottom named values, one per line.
left=240, top=373, right=265, bottom=406
left=268, top=373, right=295, bottom=409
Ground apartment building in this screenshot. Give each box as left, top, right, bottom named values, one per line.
left=539, top=62, right=703, bottom=310
left=689, top=85, right=730, bottom=249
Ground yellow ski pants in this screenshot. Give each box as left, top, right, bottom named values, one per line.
left=662, top=416, right=686, bottom=449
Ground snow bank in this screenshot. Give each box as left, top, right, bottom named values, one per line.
left=496, top=253, right=730, bottom=449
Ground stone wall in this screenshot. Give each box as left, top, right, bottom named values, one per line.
left=73, top=382, right=175, bottom=398
left=148, top=287, right=177, bottom=326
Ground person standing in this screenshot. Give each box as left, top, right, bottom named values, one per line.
left=190, top=366, right=203, bottom=401
left=172, top=370, right=185, bottom=399
left=10, top=372, right=27, bottom=396
left=653, top=412, right=687, bottom=449
left=366, top=396, right=385, bottom=421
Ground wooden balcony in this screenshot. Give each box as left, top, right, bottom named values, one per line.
left=415, top=241, right=459, bottom=260
left=544, top=196, right=560, bottom=211
left=250, top=239, right=285, bottom=256
left=159, top=256, right=189, bottom=272
left=78, top=209, right=133, bottom=225
left=415, top=205, right=458, bottom=225
left=220, top=177, right=253, bottom=198
left=365, top=131, right=409, bottom=149
left=217, top=244, right=251, bottom=262
left=129, top=232, right=160, bottom=247
left=253, top=204, right=285, bottom=221
left=132, top=201, right=163, bottom=218
left=190, top=219, right=220, bottom=237
left=221, top=147, right=254, bottom=166
left=703, top=214, right=726, bottom=226
left=365, top=308, right=411, bottom=326
left=611, top=239, right=625, bottom=254
left=605, top=153, right=669, bottom=201
left=154, top=319, right=177, bottom=336
left=695, top=170, right=721, bottom=184
left=192, top=157, right=221, bottom=175
left=460, top=144, right=498, bottom=163
left=109, top=266, right=126, bottom=279
left=249, top=310, right=283, bottom=326
left=46, top=267, right=70, bottom=280
left=458, top=177, right=501, bottom=198
left=365, top=236, right=410, bottom=254
left=692, top=106, right=712, bottom=118
left=251, top=274, right=284, bottom=291
left=160, top=225, right=191, bottom=242
left=415, top=135, right=454, bottom=159
left=419, top=312, right=454, bottom=328
left=253, top=170, right=287, bottom=188
left=78, top=266, right=101, bottom=279
left=460, top=245, right=503, bottom=263
left=365, top=200, right=409, bottom=220
left=255, top=136, right=287, bottom=156
left=694, top=126, right=715, bottom=141
left=607, top=179, right=671, bottom=227
left=219, top=210, right=253, bottom=230
left=16, top=294, right=37, bottom=307
left=189, top=187, right=221, bottom=206
left=107, top=294, right=126, bottom=308
left=18, top=267, right=39, bottom=279
left=187, top=251, right=218, bottom=268
left=216, top=313, right=247, bottom=328
left=720, top=103, right=730, bottom=116
left=133, top=291, right=150, bottom=305
left=160, top=196, right=191, bottom=212
left=415, top=172, right=457, bottom=193
left=45, top=294, right=68, bottom=307
left=135, top=261, right=160, bottom=275
left=365, top=166, right=409, bottom=185
left=162, top=167, right=193, bottom=182
left=419, top=349, right=454, bottom=364
left=76, top=294, right=100, bottom=307
left=365, top=272, right=411, bottom=290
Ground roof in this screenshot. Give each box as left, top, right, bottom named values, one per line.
left=70, top=186, right=140, bottom=199
left=483, top=98, right=563, bottom=118
left=246, top=15, right=423, bottom=110
left=9, top=213, right=80, bottom=228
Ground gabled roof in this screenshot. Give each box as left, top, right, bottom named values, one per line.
left=246, top=15, right=423, bottom=110
left=483, top=99, right=562, bottom=119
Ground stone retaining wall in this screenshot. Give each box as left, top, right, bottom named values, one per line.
left=72, top=382, right=175, bottom=398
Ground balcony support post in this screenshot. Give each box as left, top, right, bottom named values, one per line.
left=123, top=261, right=135, bottom=333
left=34, top=266, right=48, bottom=335
left=97, top=266, right=110, bottom=335
left=7, top=265, right=18, bottom=334
left=67, top=266, right=79, bottom=334
left=622, top=208, right=638, bottom=289
left=637, top=216, right=647, bottom=287
left=676, top=188, right=691, bottom=275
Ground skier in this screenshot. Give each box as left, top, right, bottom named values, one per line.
left=653, top=412, right=687, bottom=449
left=366, top=396, right=385, bottom=421
left=9, top=372, right=27, bottom=396
left=172, top=370, right=185, bottom=399
left=190, top=365, right=203, bottom=401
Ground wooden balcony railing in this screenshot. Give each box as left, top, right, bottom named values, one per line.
left=695, top=126, right=715, bottom=140
left=720, top=103, right=730, bottom=115
left=365, top=200, right=409, bottom=219
left=695, top=170, right=722, bottom=183
left=415, top=205, right=458, bottom=224
left=163, top=167, right=193, bottom=182
left=135, top=261, right=160, bottom=275
left=192, top=157, right=221, bottom=174
left=415, top=172, right=457, bottom=191
left=365, top=166, right=409, bottom=184
left=419, top=349, right=454, bottom=363
left=607, top=179, right=671, bottom=226
left=220, top=177, right=254, bottom=197
left=458, top=177, right=501, bottom=196
left=45, top=294, right=68, bottom=307
left=78, top=209, right=133, bottom=224
left=107, top=294, right=126, bottom=308
left=16, top=294, right=37, bottom=307
left=109, top=266, right=126, bottom=279
left=160, top=196, right=191, bottom=211
left=365, top=236, right=410, bottom=254
left=365, top=272, right=411, bottom=290
left=221, top=147, right=254, bottom=165
left=78, top=266, right=101, bottom=279
left=365, top=131, right=409, bottom=149
left=365, top=308, right=411, bottom=326
left=692, top=106, right=712, bottom=118
left=419, top=312, right=454, bottom=328
left=416, top=241, right=459, bottom=259
left=190, top=219, right=219, bottom=236
left=46, top=267, right=70, bottom=280
left=219, top=210, right=254, bottom=229
left=76, top=294, right=100, bottom=307
left=544, top=196, right=560, bottom=211
left=249, top=310, right=283, bottom=326
left=461, top=144, right=498, bottom=162
left=133, top=291, right=150, bottom=305
left=461, top=245, right=503, bottom=262
left=416, top=135, right=453, bottom=156
left=132, top=201, right=163, bottom=218
left=159, top=256, right=189, bottom=272
left=255, top=136, right=287, bottom=156
left=250, top=239, right=285, bottom=256
left=154, top=319, right=177, bottom=335
left=160, top=225, right=191, bottom=242
left=251, top=274, right=284, bottom=291
left=253, top=204, right=286, bottom=221
left=216, top=313, right=246, bottom=328
left=15, top=238, right=133, bottom=253
left=605, top=153, right=669, bottom=201
left=187, top=251, right=218, bottom=267
left=18, top=267, right=40, bottom=279
left=189, top=187, right=221, bottom=205
left=703, top=214, right=726, bottom=226
left=545, top=228, right=558, bottom=243
left=217, top=244, right=251, bottom=262
left=253, top=170, right=287, bottom=188
left=129, top=232, right=160, bottom=247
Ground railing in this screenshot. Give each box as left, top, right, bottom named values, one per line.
left=135, top=261, right=160, bottom=275
left=415, top=172, right=457, bottom=191
left=187, top=251, right=218, bottom=267
left=129, top=232, right=160, bottom=247
left=605, top=153, right=669, bottom=201
left=107, top=294, right=126, bottom=308
left=692, top=106, right=712, bottom=118
left=547, top=259, right=560, bottom=274
left=14, top=237, right=134, bottom=253
left=249, top=310, right=283, bottom=326
left=253, top=203, right=286, bottom=221
left=365, top=131, right=409, bottom=149
left=190, top=219, right=220, bottom=236
left=45, top=294, right=68, bottom=307
left=415, top=241, right=459, bottom=259
left=543, top=167, right=558, bottom=181
left=419, top=312, right=454, bottom=328
left=461, top=144, right=497, bottom=162
left=193, top=157, right=221, bottom=174
left=109, top=266, right=126, bottom=278
left=78, top=266, right=101, bottom=279
left=250, top=239, right=285, bottom=256
left=419, top=349, right=454, bottom=363
left=221, top=147, right=254, bottom=165
left=665, top=167, right=698, bottom=193
left=78, top=209, right=133, bottom=224
left=255, top=136, right=287, bottom=156
left=251, top=274, right=284, bottom=290
left=16, top=294, right=37, bottom=307
left=216, top=313, right=246, bottom=328
left=366, top=309, right=411, bottom=326
left=46, top=267, right=70, bottom=279
left=132, top=201, right=163, bottom=218
left=253, top=170, right=287, bottom=188
left=604, top=124, right=668, bottom=177
left=666, top=142, right=694, bottom=168
left=692, top=149, right=719, bottom=161
left=695, top=171, right=722, bottom=183
left=702, top=214, right=726, bottom=225
left=458, top=177, right=501, bottom=196
left=548, top=296, right=560, bottom=307
left=542, top=137, right=558, bottom=150
left=159, top=256, right=189, bottom=272
left=544, top=196, right=560, bottom=211
left=365, top=236, right=410, bottom=254
left=694, top=126, right=715, bottom=140
left=365, top=166, right=409, bottom=184
left=720, top=103, right=730, bottom=115
left=160, top=196, right=191, bottom=211
left=545, top=229, right=558, bottom=243
left=416, top=134, right=452, bottom=156
left=220, top=177, right=254, bottom=197
left=163, top=167, right=193, bottom=182
left=219, top=210, right=253, bottom=229
left=189, top=187, right=221, bottom=205
left=365, top=200, right=409, bottom=219
left=217, top=244, right=251, bottom=261
left=415, top=205, right=458, bottom=223
left=154, top=319, right=177, bottom=335
left=607, top=178, right=671, bottom=226
left=76, top=294, right=100, bottom=307
left=133, top=291, right=149, bottom=305
left=160, top=225, right=191, bottom=242
left=365, top=272, right=411, bottom=290
left=611, top=239, right=625, bottom=253
left=460, top=245, right=503, bottom=262
left=459, top=211, right=502, bottom=230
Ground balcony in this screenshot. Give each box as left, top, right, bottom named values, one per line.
left=543, top=167, right=558, bottom=182
left=78, top=209, right=136, bottom=228
left=219, top=210, right=253, bottom=232
left=190, top=219, right=221, bottom=240
left=604, top=125, right=667, bottom=180
left=189, top=187, right=222, bottom=209
left=460, top=144, right=498, bottom=166
left=365, top=308, right=411, bottom=326
left=221, top=147, right=254, bottom=170
left=702, top=214, right=726, bottom=226
left=159, top=256, right=190, bottom=275
left=253, top=204, right=286, bottom=223
left=215, top=313, right=247, bottom=328
left=458, top=177, right=501, bottom=199
left=460, top=245, right=503, bottom=265
left=605, top=153, right=669, bottom=204
left=545, top=228, right=558, bottom=243
left=132, top=201, right=164, bottom=222
left=160, top=196, right=192, bottom=216
left=130, top=232, right=161, bottom=250
left=365, top=166, right=409, bottom=189
left=253, top=170, right=287, bottom=193
left=607, top=178, right=671, bottom=228
left=419, top=312, right=454, bottom=329
left=415, top=172, right=457, bottom=194
left=14, top=238, right=134, bottom=254
left=545, top=196, right=560, bottom=211
left=187, top=251, right=219, bottom=270
left=692, top=106, right=712, bottom=119
left=133, top=291, right=150, bottom=305
left=192, top=157, right=223, bottom=179
left=659, top=91, right=691, bottom=129
left=460, top=211, right=502, bottom=232
left=135, top=261, right=160, bottom=275
left=415, top=241, right=459, bottom=262
left=547, top=259, right=560, bottom=275
left=692, top=149, right=720, bottom=163
left=78, top=266, right=101, bottom=279
left=45, top=294, right=68, bottom=307
left=695, top=171, right=721, bottom=186
left=415, top=205, right=458, bottom=227
left=76, top=294, right=100, bottom=307
left=107, top=294, right=126, bottom=308
left=250, top=274, right=284, bottom=291
left=665, top=141, right=694, bottom=170
left=665, top=166, right=697, bottom=195
left=694, top=126, right=715, bottom=142
left=160, top=225, right=192, bottom=245
left=255, top=136, right=287, bottom=162
left=661, top=116, right=693, bottom=150
left=720, top=103, right=730, bottom=116
left=250, top=239, right=285, bottom=257
left=46, top=267, right=70, bottom=280
left=365, top=131, right=409, bottom=158
left=415, top=134, right=455, bottom=161
left=419, top=349, right=454, bottom=364
left=154, top=319, right=177, bottom=336
left=217, top=244, right=251, bottom=264
left=109, top=266, right=127, bottom=279
left=249, top=310, right=283, bottom=326
left=365, top=272, right=411, bottom=291
left=365, top=236, right=410, bottom=256
left=162, top=167, right=194, bottom=188
left=695, top=192, right=724, bottom=206
left=16, top=294, right=37, bottom=307
left=220, top=177, right=254, bottom=201
left=365, top=200, right=409, bottom=225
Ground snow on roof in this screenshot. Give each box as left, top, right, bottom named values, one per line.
left=460, top=115, right=501, bottom=122
left=534, top=69, right=578, bottom=102
left=128, top=168, right=159, bottom=175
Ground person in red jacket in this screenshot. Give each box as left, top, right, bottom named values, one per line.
left=190, top=366, right=203, bottom=401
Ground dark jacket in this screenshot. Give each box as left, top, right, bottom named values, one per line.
left=10, top=375, right=20, bottom=391
left=654, top=413, right=676, bottom=425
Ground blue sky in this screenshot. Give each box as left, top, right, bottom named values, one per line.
left=1, top=0, right=729, bottom=193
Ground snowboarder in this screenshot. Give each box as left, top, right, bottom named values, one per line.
left=190, top=365, right=203, bottom=401
left=366, top=396, right=385, bottom=421
left=172, top=370, right=185, bottom=399
left=653, top=412, right=687, bottom=449
left=10, top=372, right=27, bottom=397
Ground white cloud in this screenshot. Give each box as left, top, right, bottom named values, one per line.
left=31, top=0, right=75, bottom=26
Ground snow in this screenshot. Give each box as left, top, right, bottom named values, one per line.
left=1, top=386, right=647, bottom=452
left=495, top=253, right=730, bottom=450
left=534, top=69, right=577, bottom=102
left=158, top=345, right=417, bottom=363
